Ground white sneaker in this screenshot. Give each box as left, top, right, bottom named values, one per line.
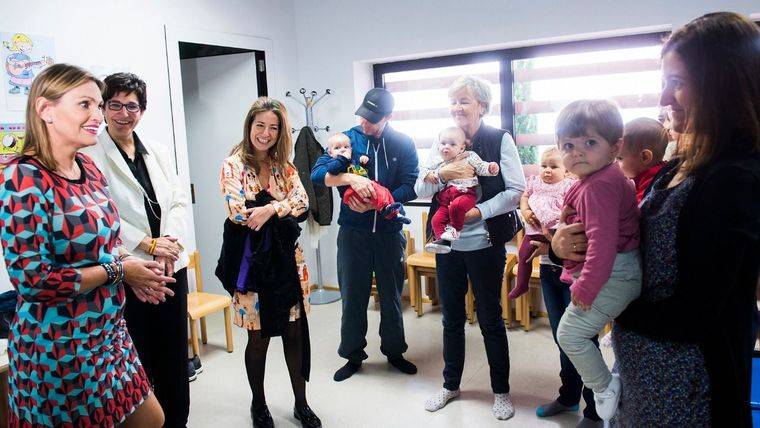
left=594, top=374, right=621, bottom=421
left=425, top=388, right=460, bottom=412
left=425, top=239, right=451, bottom=254
left=600, top=331, right=613, bottom=348
left=440, top=226, right=460, bottom=241
left=493, top=393, right=515, bottom=420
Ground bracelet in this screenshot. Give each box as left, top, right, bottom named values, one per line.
left=113, top=259, right=125, bottom=284
left=101, top=262, right=116, bottom=285
left=148, top=238, right=157, bottom=255
left=101, top=260, right=125, bottom=286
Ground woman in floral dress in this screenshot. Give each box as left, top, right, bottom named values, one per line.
left=219, top=97, right=320, bottom=428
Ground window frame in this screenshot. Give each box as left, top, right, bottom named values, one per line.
left=373, top=31, right=668, bottom=206
left=374, top=31, right=667, bottom=141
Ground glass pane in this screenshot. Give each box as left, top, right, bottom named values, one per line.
left=513, top=44, right=663, bottom=167
left=383, top=61, right=501, bottom=152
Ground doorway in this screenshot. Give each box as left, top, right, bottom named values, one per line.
left=165, top=28, right=274, bottom=294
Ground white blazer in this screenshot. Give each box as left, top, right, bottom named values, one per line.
left=82, top=130, right=190, bottom=270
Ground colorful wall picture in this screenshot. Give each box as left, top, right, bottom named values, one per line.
left=0, top=123, right=25, bottom=169
left=1, top=32, right=55, bottom=110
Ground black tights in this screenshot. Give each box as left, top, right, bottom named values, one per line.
left=245, top=318, right=307, bottom=409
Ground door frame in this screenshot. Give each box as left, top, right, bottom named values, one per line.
left=163, top=26, right=274, bottom=251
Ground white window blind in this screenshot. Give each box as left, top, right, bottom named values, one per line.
left=382, top=61, right=502, bottom=162
left=512, top=45, right=663, bottom=171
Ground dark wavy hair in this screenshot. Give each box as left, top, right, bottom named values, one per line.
left=102, top=72, right=147, bottom=110
left=663, top=12, right=760, bottom=174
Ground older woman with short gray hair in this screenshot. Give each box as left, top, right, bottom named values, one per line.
left=415, top=75, right=525, bottom=420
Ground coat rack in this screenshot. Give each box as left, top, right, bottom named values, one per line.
left=286, top=88, right=339, bottom=305
left=287, top=88, right=331, bottom=134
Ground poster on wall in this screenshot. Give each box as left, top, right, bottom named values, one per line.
left=0, top=123, right=25, bottom=171
left=1, top=32, right=55, bottom=111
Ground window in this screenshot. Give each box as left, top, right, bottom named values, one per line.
left=380, top=61, right=501, bottom=165
left=374, top=32, right=667, bottom=188
left=512, top=43, right=663, bottom=176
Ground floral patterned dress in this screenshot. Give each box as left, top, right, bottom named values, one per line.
left=220, top=153, right=310, bottom=330
left=0, top=155, right=151, bottom=427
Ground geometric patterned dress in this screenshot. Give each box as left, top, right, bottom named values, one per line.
left=0, top=154, right=151, bottom=427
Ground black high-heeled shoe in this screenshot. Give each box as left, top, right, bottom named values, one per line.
left=251, top=403, right=274, bottom=428
left=294, top=404, right=322, bottom=428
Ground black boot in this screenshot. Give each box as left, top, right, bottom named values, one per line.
left=251, top=403, right=274, bottom=428
left=294, top=404, right=322, bottom=428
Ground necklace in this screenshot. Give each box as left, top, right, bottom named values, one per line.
left=55, top=163, right=81, bottom=180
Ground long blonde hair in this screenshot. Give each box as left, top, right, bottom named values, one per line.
left=231, top=97, right=293, bottom=172
left=24, top=63, right=104, bottom=170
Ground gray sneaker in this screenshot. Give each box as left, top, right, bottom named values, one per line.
left=188, top=360, right=197, bottom=382
left=191, top=355, right=203, bottom=374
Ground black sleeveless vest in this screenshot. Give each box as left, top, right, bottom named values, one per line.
left=426, top=124, right=522, bottom=246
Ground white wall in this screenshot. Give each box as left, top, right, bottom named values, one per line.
left=292, top=0, right=760, bottom=286
left=181, top=53, right=258, bottom=294
left=0, top=0, right=301, bottom=290
left=1, top=1, right=757, bottom=291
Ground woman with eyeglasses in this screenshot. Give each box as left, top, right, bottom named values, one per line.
left=82, top=72, right=192, bottom=428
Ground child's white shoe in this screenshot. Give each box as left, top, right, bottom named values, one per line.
left=493, top=393, right=515, bottom=420
left=601, top=331, right=613, bottom=348
left=593, top=374, right=621, bottom=422
left=440, top=225, right=460, bottom=241
left=425, top=239, right=451, bottom=254
left=425, top=388, right=460, bottom=412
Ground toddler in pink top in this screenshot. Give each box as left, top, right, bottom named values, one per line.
left=511, top=148, right=574, bottom=299
left=554, top=100, right=642, bottom=424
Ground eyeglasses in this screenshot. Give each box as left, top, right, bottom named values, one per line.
left=107, top=101, right=142, bottom=113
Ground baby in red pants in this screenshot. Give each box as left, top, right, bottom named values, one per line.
left=320, top=133, right=410, bottom=224
left=424, top=127, right=499, bottom=253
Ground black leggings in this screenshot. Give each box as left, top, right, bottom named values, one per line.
left=245, top=317, right=307, bottom=409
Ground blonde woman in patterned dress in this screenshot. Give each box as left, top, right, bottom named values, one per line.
left=219, top=97, right=320, bottom=428
left=0, top=64, right=175, bottom=427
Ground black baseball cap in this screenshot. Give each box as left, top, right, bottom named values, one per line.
left=355, top=88, right=394, bottom=124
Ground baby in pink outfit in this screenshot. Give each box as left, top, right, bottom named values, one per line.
left=511, top=148, right=574, bottom=299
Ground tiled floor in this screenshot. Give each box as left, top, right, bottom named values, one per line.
left=188, top=300, right=614, bottom=427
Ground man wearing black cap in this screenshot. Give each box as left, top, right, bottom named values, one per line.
left=311, top=88, right=419, bottom=381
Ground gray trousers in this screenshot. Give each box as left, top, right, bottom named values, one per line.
left=557, top=250, right=641, bottom=393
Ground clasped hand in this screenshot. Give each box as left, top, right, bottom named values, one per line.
left=242, top=205, right=276, bottom=231
left=124, top=258, right=176, bottom=305
left=151, top=236, right=180, bottom=260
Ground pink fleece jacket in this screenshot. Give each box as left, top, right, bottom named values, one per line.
left=563, top=162, right=639, bottom=305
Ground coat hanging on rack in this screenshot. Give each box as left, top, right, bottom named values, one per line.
left=285, top=87, right=340, bottom=305
left=293, top=126, right=332, bottom=226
